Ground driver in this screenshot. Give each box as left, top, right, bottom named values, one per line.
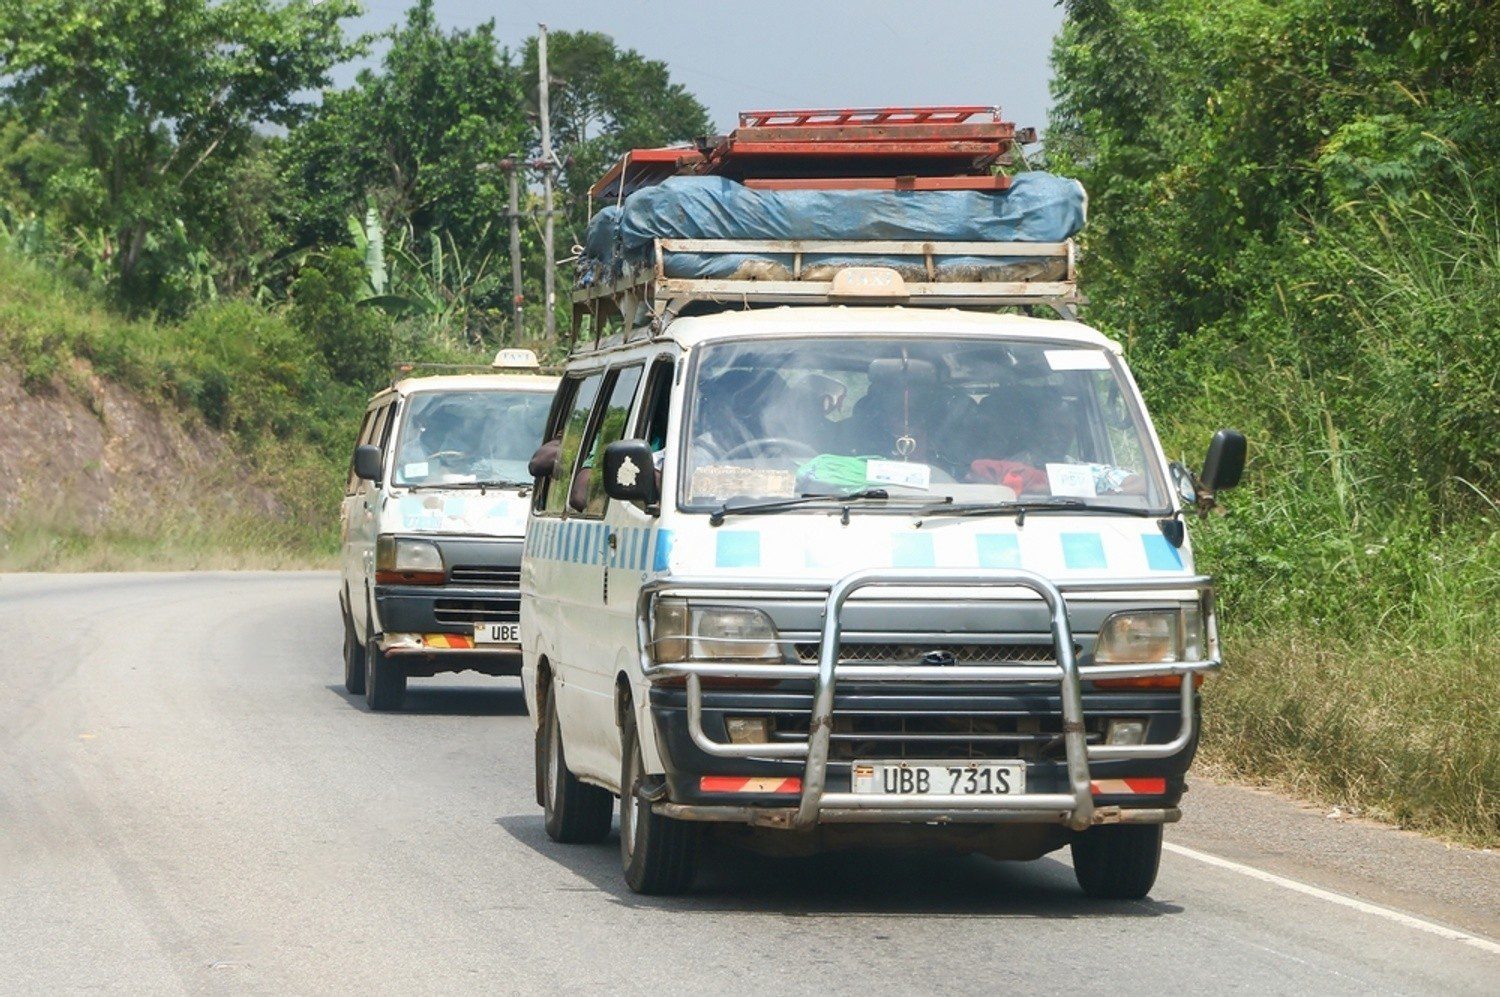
left=400, top=405, right=471, bottom=467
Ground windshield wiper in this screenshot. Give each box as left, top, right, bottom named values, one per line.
left=916, top=498, right=1154, bottom=525
left=708, top=488, right=892, bottom=527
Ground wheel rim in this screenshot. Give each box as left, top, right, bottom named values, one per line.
left=545, top=708, right=561, bottom=812
left=621, top=743, right=640, bottom=860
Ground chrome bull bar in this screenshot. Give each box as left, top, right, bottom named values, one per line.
left=637, top=568, right=1220, bottom=831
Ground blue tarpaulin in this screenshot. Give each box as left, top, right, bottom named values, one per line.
left=576, top=172, right=1086, bottom=288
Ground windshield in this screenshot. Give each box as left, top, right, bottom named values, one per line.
left=394, top=389, right=551, bottom=487
left=680, top=336, right=1166, bottom=511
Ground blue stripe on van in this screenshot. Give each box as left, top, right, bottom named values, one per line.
left=892, top=533, right=935, bottom=568
left=652, top=529, right=673, bottom=573
left=1142, top=533, right=1183, bottom=571
left=976, top=534, right=1022, bottom=568
left=1061, top=532, right=1107, bottom=570
left=715, top=530, right=761, bottom=568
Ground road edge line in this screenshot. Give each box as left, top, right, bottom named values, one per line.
left=1162, top=842, right=1500, bottom=957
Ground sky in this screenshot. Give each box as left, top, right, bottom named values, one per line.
left=335, top=0, right=1068, bottom=135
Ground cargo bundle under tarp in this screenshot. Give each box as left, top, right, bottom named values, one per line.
left=577, top=172, right=1086, bottom=289
left=569, top=106, right=1086, bottom=344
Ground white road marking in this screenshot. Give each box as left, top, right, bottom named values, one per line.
left=1163, top=842, right=1500, bottom=956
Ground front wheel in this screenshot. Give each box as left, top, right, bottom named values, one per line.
left=620, top=710, right=699, bottom=895
left=364, top=637, right=406, bottom=711
left=342, top=611, right=366, bottom=695
left=539, top=692, right=613, bottom=843
left=1071, top=823, right=1163, bottom=899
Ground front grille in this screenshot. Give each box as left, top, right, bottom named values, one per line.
left=449, top=564, right=521, bottom=588
left=766, top=711, right=1105, bottom=762
left=433, top=598, right=519, bottom=625
left=792, top=642, right=1065, bottom=666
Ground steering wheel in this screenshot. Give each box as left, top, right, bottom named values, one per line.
left=720, top=437, right=820, bottom=462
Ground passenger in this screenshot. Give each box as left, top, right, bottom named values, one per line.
left=970, top=390, right=1144, bottom=496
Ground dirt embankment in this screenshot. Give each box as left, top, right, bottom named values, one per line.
left=0, top=362, right=289, bottom=556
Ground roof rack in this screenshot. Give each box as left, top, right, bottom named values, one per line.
left=571, top=236, right=1079, bottom=351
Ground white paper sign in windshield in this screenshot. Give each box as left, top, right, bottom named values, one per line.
left=1044, top=349, right=1111, bottom=371
left=866, top=459, right=932, bottom=491
left=1045, top=462, right=1098, bottom=498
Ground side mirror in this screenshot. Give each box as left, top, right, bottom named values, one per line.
left=354, top=444, right=383, bottom=482
left=602, top=439, right=659, bottom=507
left=1201, top=429, right=1247, bottom=493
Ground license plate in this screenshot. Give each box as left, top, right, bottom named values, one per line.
left=851, top=760, right=1026, bottom=796
left=475, top=623, right=520, bottom=644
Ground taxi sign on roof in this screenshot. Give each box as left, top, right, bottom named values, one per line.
left=492, top=348, right=540, bottom=370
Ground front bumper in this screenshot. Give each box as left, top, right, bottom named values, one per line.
left=636, top=568, right=1219, bottom=831
left=373, top=537, right=523, bottom=678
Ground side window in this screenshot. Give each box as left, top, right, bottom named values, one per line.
left=576, top=365, right=644, bottom=517
left=635, top=357, right=675, bottom=449
left=542, top=373, right=604, bottom=516
left=346, top=409, right=379, bottom=494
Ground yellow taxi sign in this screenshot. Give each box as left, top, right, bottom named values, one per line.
left=828, top=266, right=908, bottom=300
left=492, top=348, right=540, bottom=370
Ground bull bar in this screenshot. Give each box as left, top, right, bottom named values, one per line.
left=635, top=567, right=1219, bottom=832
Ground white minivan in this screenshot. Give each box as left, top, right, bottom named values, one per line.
left=521, top=255, right=1243, bottom=896
left=340, top=350, right=558, bottom=710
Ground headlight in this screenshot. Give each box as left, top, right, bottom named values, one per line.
left=1094, top=607, right=1204, bottom=664
left=651, top=600, right=781, bottom=663
left=375, top=536, right=445, bottom=584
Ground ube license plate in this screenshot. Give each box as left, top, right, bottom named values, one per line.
left=475, top=623, right=520, bottom=645
left=851, top=760, right=1026, bottom=796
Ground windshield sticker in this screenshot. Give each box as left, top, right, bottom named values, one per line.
left=866, top=459, right=932, bottom=491
left=690, top=466, right=795, bottom=500
left=1045, top=463, right=1099, bottom=498
left=1045, top=349, right=1110, bottom=371
left=403, top=461, right=430, bottom=479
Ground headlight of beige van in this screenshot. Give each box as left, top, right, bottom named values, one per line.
left=1094, top=606, right=1204, bottom=664
left=651, top=600, right=781, bottom=663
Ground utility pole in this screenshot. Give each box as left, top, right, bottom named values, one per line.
left=536, top=23, right=556, bottom=339
left=504, top=157, right=523, bottom=341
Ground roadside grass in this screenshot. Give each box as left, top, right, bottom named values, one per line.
left=1201, top=631, right=1499, bottom=847
left=1152, top=179, right=1500, bottom=847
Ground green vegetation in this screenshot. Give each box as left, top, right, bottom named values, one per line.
left=1050, top=0, right=1498, bottom=842
left=0, top=1, right=705, bottom=564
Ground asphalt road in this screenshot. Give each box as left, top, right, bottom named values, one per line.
left=3, top=571, right=1496, bottom=995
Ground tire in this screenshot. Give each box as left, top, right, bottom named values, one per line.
left=342, top=611, right=366, bottom=695
left=539, top=692, right=613, bottom=843
left=364, top=636, right=406, bottom=711
left=1071, top=823, right=1163, bottom=900
left=620, top=709, right=699, bottom=895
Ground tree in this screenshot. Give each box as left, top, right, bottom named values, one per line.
left=282, top=0, right=530, bottom=261
left=0, top=0, right=362, bottom=302
left=521, top=31, right=711, bottom=246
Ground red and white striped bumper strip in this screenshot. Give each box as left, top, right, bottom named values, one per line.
left=699, top=776, right=803, bottom=795
left=1090, top=777, right=1167, bottom=795
left=422, top=633, right=474, bottom=649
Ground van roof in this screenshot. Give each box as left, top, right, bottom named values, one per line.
left=366, top=371, right=560, bottom=406
left=649, top=307, right=1122, bottom=354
